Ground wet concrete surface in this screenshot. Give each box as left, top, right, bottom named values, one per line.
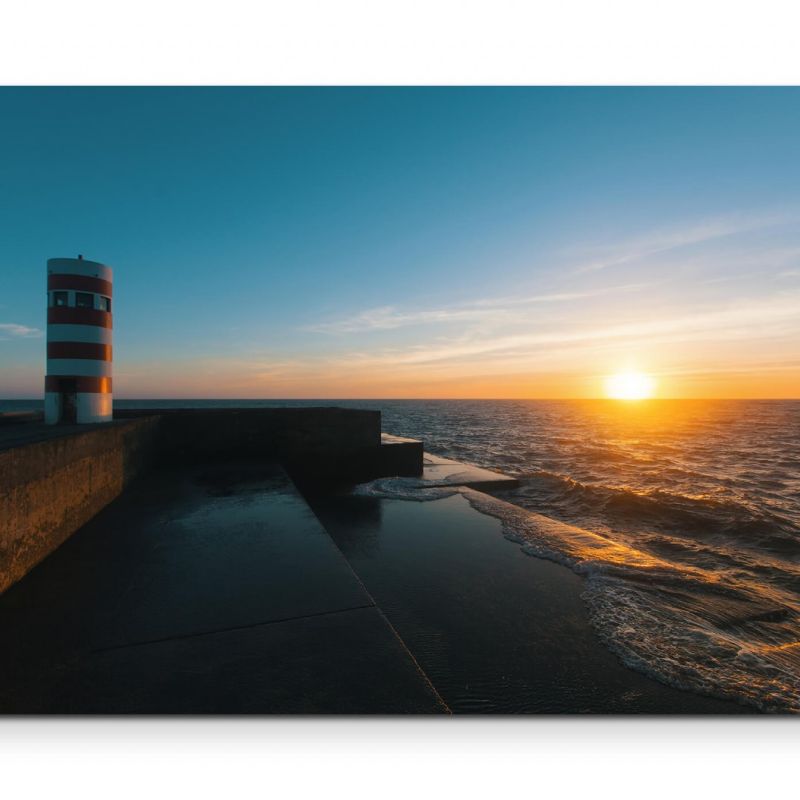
left=420, top=453, right=520, bottom=491
left=308, top=491, right=752, bottom=714
left=0, top=461, right=445, bottom=713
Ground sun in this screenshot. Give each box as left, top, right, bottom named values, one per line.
left=605, top=370, right=656, bottom=400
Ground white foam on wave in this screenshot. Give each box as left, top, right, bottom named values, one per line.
left=352, top=477, right=458, bottom=502
left=459, top=487, right=800, bottom=713
left=352, top=477, right=800, bottom=711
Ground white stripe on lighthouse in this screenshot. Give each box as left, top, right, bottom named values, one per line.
left=48, top=258, right=113, bottom=282
left=46, top=324, right=113, bottom=345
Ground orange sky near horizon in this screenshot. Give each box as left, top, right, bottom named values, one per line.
left=103, top=360, right=800, bottom=400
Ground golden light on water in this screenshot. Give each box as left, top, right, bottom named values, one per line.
left=605, top=370, right=656, bottom=400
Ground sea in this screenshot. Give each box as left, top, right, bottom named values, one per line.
left=3, top=397, right=799, bottom=712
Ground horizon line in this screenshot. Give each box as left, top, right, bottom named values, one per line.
left=2, top=396, right=799, bottom=403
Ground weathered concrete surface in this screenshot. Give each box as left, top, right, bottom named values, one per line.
left=0, top=461, right=446, bottom=713
left=0, top=417, right=160, bottom=595
left=371, top=451, right=520, bottom=491
left=421, top=453, right=520, bottom=490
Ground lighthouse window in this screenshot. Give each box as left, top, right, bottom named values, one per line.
left=53, top=291, right=68, bottom=307
left=75, top=292, right=94, bottom=308
left=99, top=296, right=111, bottom=312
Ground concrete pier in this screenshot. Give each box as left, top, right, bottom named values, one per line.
left=0, top=461, right=446, bottom=713
left=0, top=407, right=752, bottom=714
left=0, top=407, right=420, bottom=595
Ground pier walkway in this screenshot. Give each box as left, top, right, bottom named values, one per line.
left=0, top=460, right=446, bottom=713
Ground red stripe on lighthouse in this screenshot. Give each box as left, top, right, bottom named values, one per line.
left=48, top=307, right=113, bottom=328
left=47, top=274, right=113, bottom=296
left=47, top=342, right=112, bottom=361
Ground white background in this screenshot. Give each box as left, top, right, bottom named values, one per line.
left=2, top=2, right=799, bottom=797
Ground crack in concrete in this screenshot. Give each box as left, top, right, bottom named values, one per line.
left=90, top=602, right=378, bottom=654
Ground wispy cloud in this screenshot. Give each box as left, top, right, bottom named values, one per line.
left=306, top=304, right=503, bottom=334
left=306, top=284, right=647, bottom=334
left=307, top=210, right=800, bottom=339
left=0, top=322, right=43, bottom=340
left=571, top=210, right=796, bottom=274
left=333, top=292, right=800, bottom=371
left=125, top=287, right=800, bottom=398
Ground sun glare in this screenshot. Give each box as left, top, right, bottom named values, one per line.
left=605, top=371, right=656, bottom=400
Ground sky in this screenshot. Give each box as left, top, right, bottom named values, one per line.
left=1, top=86, right=800, bottom=399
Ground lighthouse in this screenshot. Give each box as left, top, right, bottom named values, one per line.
left=45, top=256, right=113, bottom=424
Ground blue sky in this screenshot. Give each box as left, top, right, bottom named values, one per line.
left=2, top=87, right=800, bottom=397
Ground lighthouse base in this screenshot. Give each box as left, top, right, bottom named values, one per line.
left=45, top=390, right=113, bottom=425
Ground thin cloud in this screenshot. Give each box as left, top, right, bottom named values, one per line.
left=571, top=210, right=796, bottom=274
left=160, top=291, right=800, bottom=394
left=306, top=305, right=505, bottom=334
left=306, top=284, right=647, bottom=334
left=336, top=292, right=800, bottom=370
left=0, top=322, right=43, bottom=339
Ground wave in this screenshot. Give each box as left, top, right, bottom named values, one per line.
left=460, top=488, right=800, bottom=713
left=353, top=476, right=459, bottom=502
left=354, top=475, right=800, bottom=711
left=511, top=469, right=800, bottom=555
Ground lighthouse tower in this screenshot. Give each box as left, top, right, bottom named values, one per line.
left=45, top=256, right=113, bottom=425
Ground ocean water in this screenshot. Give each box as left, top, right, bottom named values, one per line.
left=4, top=397, right=799, bottom=711
left=370, top=399, right=800, bottom=712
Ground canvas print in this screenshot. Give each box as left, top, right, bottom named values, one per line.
left=0, top=87, right=798, bottom=714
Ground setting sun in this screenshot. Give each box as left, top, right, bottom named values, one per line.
left=605, top=371, right=656, bottom=400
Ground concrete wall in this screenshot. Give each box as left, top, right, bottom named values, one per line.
left=116, top=407, right=382, bottom=482
left=0, top=417, right=160, bottom=595
left=377, top=435, right=424, bottom=478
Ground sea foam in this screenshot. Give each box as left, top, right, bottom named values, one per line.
left=460, top=487, right=800, bottom=713
left=357, top=475, right=800, bottom=712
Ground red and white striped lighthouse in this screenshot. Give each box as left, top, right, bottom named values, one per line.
left=45, top=256, right=113, bottom=424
